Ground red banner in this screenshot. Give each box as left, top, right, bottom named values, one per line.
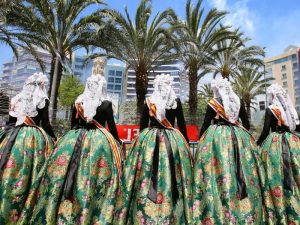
left=116, top=125, right=199, bottom=142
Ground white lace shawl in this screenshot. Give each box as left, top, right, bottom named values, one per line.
left=149, top=74, right=177, bottom=121
left=267, top=83, right=299, bottom=131
left=9, top=73, right=49, bottom=126
left=211, top=77, right=241, bottom=123
left=75, top=74, right=107, bottom=122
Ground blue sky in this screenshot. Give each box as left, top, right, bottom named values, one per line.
left=1, top=0, right=300, bottom=66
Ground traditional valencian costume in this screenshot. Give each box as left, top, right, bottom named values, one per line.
left=115, top=74, right=193, bottom=225
left=257, top=84, right=300, bottom=224
left=0, top=73, right=55, bottom=224
left=193, top=77, right=269, bottom=224
left=19, top=74, right=122, bottom=225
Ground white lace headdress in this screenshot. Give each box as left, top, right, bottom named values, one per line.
left=75, top=74, right=107, bottom=122
left=211, top=77, right=241, bottom=123
left=9, top=72, right=49, bottom=126
left=150, top=74, right=177, bottom=121
left=267, top=83, right=299, bottom=131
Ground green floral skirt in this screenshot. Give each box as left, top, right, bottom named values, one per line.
left=115, top=128, right=193, bottom=225
left=193, top=124, right=271, bottom=224
left=259, top=131, right=300, bottom=224
left=18, top=128, right=122, bottom=225
left=0, top=126, right=53, bottom=225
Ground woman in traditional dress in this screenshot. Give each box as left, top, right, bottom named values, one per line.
left=0, top=73, right=55, bottom=224
left=257, top=84, right=300, bottom=224
left=115, top=74, right=193, bottom=225
left=18, top=74, right=122, bottom=225
left=193, top=77, right=270, bottom=224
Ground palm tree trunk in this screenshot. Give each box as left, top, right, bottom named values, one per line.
left=65, top=107, right=69, bottom=120
left=135, top=64, right=148, bottom=118
left=48, top=56, right=56, bottom=96
left=246, top=102, right=251, bottom=124
left=50, top=58, right=63, bottom=122
left=189, top=65, right=198, bottom=124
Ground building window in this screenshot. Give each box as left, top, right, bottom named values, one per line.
left=283, top=81, right=288, bottom=87
left=108, top=77, right=114, bottom=83
left=107, top=84, right=114, bottom=90
left=75, top=58, right=85, bottom=63
left=292, top=54, right=297, bottom=61
left=282, top=73, right=287, bottom=79
left=115, top=78, right=122, bottom=83
left=74, top=72, right=83, bottom=76
left=75, top=65, right=83, bottom=69
left=267, top=68, right=272, bottom=75
left=108, top=70, right=115, bottom=76
left=259, top=101, right=265, bottom=111
left=115, top=85, right=121, bottom=90
left=274, top=57, right=288, bottom=64
left=116, top=71, right=123, bottom=76
left=127, top=89, right=135, bottom=93
left=293, top=62, right=298, bottom=69
left=295, top=71, right=300, bottom=79
left=128, top=83, right=135, bottom=88
left=281, top=65, right=287, bottom=71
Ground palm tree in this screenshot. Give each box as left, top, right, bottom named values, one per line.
left=0, top=1, right=12, bottom=45
left=7, top=0, right=106, bottom=120
left=210, top=29, right=265, bottom=79
left=172, top=0, right=231, bottom=122
left=0, top=0, right=21, bottom=56
left=231, top=66, right=273, bottom=121
left=92, top=0, right=177, bottom=115
left=198, top=83, right=213, bottom=99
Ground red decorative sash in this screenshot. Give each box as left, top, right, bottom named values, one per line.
left=269, top=106, right=285, bottom=127
left=146, top=98, right=173, bottom=129
left=75, top=103, right=122, bottom=179
left=145, top=98, right=191, bottom=153
left=24, top=116, right=51, bottom=157
left=208, top=99, right=240, bottom=126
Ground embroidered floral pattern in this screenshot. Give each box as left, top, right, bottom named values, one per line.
left=259, top=132, right=300, bottom=223
left=0, top=127, right=53, bottom=225
left=193, top=125, right=270, bottom=224
left=115, top=128, right=193, bottom=225
left=18, top=129, right=121, bottom=225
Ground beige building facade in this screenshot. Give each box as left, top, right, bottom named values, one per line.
left=264, top=45, right=300, bottom=111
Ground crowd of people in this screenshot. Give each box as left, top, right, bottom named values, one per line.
left=0, top=71, right=299, bottom=225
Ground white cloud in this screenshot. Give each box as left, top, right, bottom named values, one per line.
left=210, top=0, right=256, bottom=36
left=210, top=0, right=227, bottom=10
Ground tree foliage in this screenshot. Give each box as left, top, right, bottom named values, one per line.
left=231, top=66, right=274, bottom=121
left=172, top=0, right=231, bottom=122
left=1, top=0, right=268, bottom=123
left=182, top=96, right=207, bottom=126
left=119, top=100, right=139, bottom=124
left=210, top=29, right=265, bottom=79
left=6, top=0, right=106, bottom=120
left=198, top=84, right=213, bottom=100
left=59, top=75, right=84, bottom=107
left=89, top=0, right=177, bottom=115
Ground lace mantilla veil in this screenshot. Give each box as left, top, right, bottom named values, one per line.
left=149, top=74, right=177, bottom=121
left=9, top=73, right=49, bottom=126
left=267, top=83, right=300, bottom=131
left=75, top=74, right=107, bottom=122
left=211, top=77, right=241, bottom=123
